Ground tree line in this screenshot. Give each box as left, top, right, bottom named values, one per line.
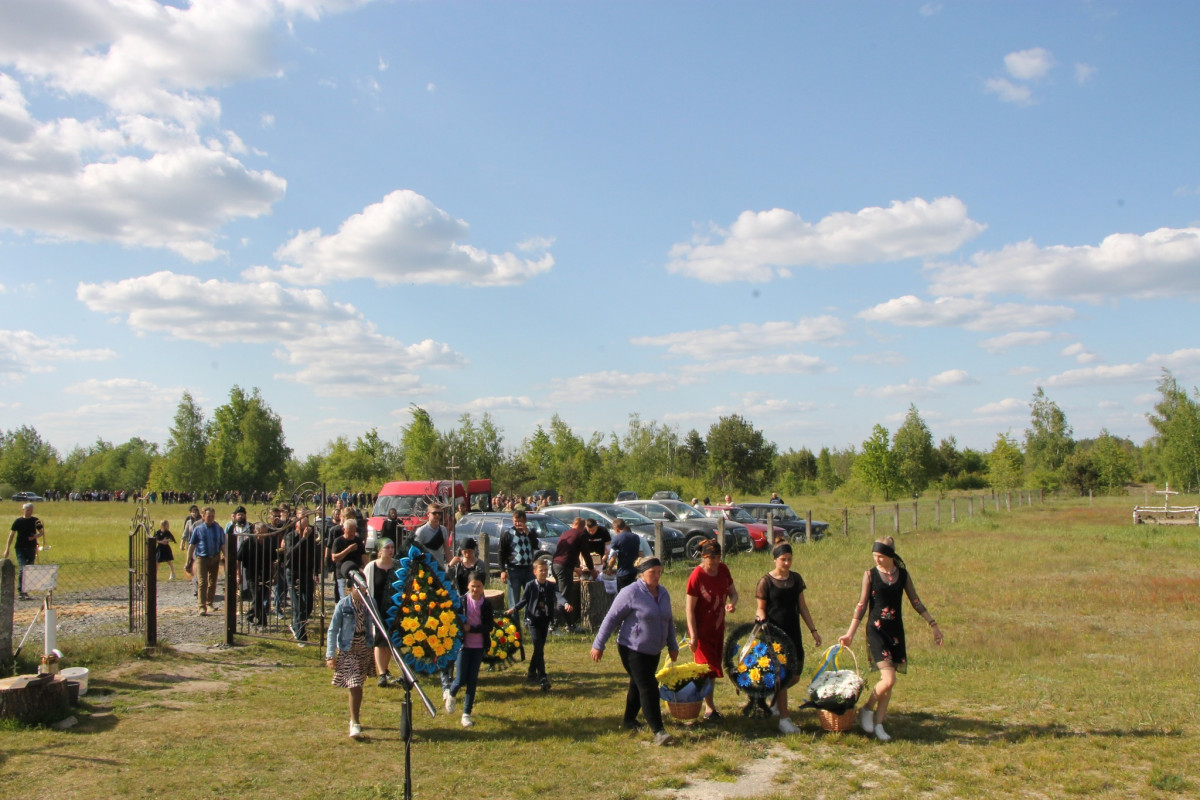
left=2, top=371, right=1198, bottom=501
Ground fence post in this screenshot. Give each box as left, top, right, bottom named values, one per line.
left=0, top=559, right=13, bottom=674
left=893, top=503, right=900, bottom=534
left=654, top=521, right=665, bottom=562
left=842, top=508, right=848, bottom=538
left=869, top=506, right=876, bottom=537
left=1089, top=489, right=1094, bottom=507
left=145, top=537, right=158, bottom=649
left=912, top=501, right=918, bottom=530
left=805, top=510, right=813, bottom=544
left=766, top=512, right=775, bottom=548
left=967, top=496, right=973, bottom=518
left=1005, top=493, right=1011, bottom=512
left=950, top=498, right=957, bottom=523
left=478, top=529, right=489, bottom=575
left=718, top=516, right=727, bottom=550
left=935, top=499, right=941, bottom=526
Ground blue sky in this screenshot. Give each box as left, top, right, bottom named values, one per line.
left=2, top=0, right=1198, bottom=460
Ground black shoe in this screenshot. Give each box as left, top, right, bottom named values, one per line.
left=540, top=677, right=551, bottom=691
left=377, top=672, right=390, bottom=688
left=704, top=710, right=723, bottom=721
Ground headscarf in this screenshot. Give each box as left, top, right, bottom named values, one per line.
left=699, top=539, right=722, bottom=558
left=872, top=540, right=905, bottom=568
left=771, top=542, right=792, bottom=559
left=636, top=557, right=663, bottom=573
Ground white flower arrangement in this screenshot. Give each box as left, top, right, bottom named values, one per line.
left=808, top=668, right=864, bottom=712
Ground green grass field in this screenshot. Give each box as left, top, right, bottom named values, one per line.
left=1, top=496, right=1198, bottom=798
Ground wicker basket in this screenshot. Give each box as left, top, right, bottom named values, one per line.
left=817, top=707, right=857, bottom=732
left=666, top=700, right=703, bottom=721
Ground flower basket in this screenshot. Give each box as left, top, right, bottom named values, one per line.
left=666, top=700, right=704, bottom=721
left=384, top=547, right=464, bottom=675
left=484, top=612, right=524, bottom=669
left=804, top=645, right=864, bottom=731
left=817, top=707, right=858, bottom=732
left=722, top=621, right=796, bottom=716
left=656, top=660, right=713, bottom=721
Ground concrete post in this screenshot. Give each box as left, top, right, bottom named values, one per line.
left=0, top=560, right=14, bottom=674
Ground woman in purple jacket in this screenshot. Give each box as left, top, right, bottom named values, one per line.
left=590, top=557, right=679, bottom=746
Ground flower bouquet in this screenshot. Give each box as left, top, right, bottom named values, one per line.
left=656, top=660, right=713, bottom=720
left=804, top=645, right=864, bottom=731
left=722, top=621, right=797, bottom=716
left=484, top=613, right=524, bottom=670
left=385, top=546, right=464, bottom=674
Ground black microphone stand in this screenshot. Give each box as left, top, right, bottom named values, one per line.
left=350, top=572, right=436, bottom=800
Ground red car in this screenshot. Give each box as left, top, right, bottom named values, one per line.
left=702, top=505, right=785, bottom=551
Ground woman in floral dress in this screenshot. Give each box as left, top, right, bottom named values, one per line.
left=326, top=573, right=376, bottom=739
left=838, top=537, right=943, bottom=742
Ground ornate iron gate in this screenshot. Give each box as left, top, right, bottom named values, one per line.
left=128, top=501, right=152, bottom=634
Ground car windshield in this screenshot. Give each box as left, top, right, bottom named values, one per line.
left=762, top=505, right=800, bottom=521
left=659, top=500, right=704, bottom=520
left=726, top=508, right=756, bottom=524
left=526, top=516, right=568, bottom=536
left=600, top=505, right=654, bottom=525
left=371, top=494, right=428, bottom=517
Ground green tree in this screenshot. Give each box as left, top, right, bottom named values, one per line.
left=679, top=429, right=708, bottom=479
left=0, top=425, right=60, bottom=490
left=987, top=432, right=1024, bottom=491
left=706, top=414, right=777, bottom=494
left=854, top=424, right=901, bottom=500
left=521, top=426, right=554, bottom=488
left=1146, top=370, right=1200, bottom=492
left=816, top=446, right=843, bottom=492
left=1091, top=429, right=1134, bottom=493
left=892, top=404, right=935, bottom=496
left=1024, top=387, right=1074, bottom=490
left=1061, top=449, right=1099, bottom=495
left=400, top=406, right=445, bottom=478
left=208, top=386, right=290, bottom=490
left=776, top=447, right=818, bottom=496
left=160, top=391, right=210, bottom=490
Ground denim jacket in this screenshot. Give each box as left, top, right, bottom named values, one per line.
left=325, top=594, right=376, bottom=659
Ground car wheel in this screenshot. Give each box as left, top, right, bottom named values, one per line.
left=789, top=531, right=811, bottom=544
left=685, top=535, right=708, bottom=560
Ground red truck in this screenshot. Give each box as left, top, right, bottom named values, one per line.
left=366, top=479, right=492, bottom=552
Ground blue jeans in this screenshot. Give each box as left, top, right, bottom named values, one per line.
left=449, top=646, right=485, bottom=715
left=506, top=565, right=533, bottom=610
left=16, top=551, right=35, bottom=595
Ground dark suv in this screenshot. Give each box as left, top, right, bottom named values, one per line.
left=453, top=512, right=565, bottom=577
left=542, top=503, right=687, bottom=562
left=617, top=499, right=753, bottom=559
left=739, top=503, right=828, bottom=542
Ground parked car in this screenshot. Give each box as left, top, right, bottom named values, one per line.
left=453, top=512, right=565, bottom=578
left=614, top=491, right=639, bottom=502
left=650, top=490, right=682, bottom=501
left=11, top=492, right=45, bottom=502
left=739, top=503, right=828, bottom=542
left=617, top=499, right=753, bottom=559
left=701, top=505, right=786, bottom=550
left=542, top=503, right=685, bottom=561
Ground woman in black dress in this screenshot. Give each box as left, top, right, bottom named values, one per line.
left=838, top=537, right=943, bottom=741
left=155, top=520, right=177, bottom=581
left=755, top=542, right=821, bottom=735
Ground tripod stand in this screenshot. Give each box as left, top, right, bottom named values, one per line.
left=349, top=571, right=436, bottom=800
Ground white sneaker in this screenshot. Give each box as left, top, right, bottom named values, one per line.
left=874, top=723, right=892, bottom=742
left=443, top=689, right=455, bottom=713
left=778, top=717, right=799, bottom=735
left=349, top=722, right=362, bottom=739
left=859, top=708, right=874, bottom=733
left=461, top=713, right=473, bottom=728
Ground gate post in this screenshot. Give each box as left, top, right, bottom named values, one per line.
left=841, top=508, right=848, bottom=538
left=226, top=528, right=237, bottom=646
left=145, top=537, right=158, bottom=648
left=1, top=560, right=14, bottom=674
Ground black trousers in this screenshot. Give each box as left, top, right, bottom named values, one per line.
left=527, top=619, right=550, bottom=679
left=618, top=644, right=664, bottom=733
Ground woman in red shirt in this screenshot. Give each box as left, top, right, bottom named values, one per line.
left=685, top=539, right=739, bottom=721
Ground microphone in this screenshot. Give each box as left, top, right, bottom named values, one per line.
left=348, top=569, right=368, bottom=592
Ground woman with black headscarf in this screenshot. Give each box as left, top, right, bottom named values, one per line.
left=755, top=541, right=821, bottom=735
left=838, top=536, right=943, bottom=742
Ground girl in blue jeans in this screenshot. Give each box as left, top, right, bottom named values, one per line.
left=444, top=576, right=494, bottom=727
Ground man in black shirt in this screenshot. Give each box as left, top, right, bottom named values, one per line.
left=283, top=513, right=321, bottom=642
left=3, top=503, right=45, bottom=600
left=332, top=518, right=368, bottom=600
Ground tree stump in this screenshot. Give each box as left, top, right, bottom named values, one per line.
left=580, top=579, right=612, bottom=632
left=0, top=674, right=71, bottom=724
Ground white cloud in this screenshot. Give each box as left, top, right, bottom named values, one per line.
left=261, top=113, right=275, bottom=129
left=1008, top=365, right=1038, bottom=376
left=378, top=56, right=388, bottom=71
left=1061, top=342, right=1100, bottom=364
left=985, top=77, right=1034, bottom=105
left=1045, top=348, right=1200, bottom=388
left=1074, top=63, right=1096, bottom=84
left=245, top=190, right=554, bottom=287
left=851, top=350, right=907, bottom=365
left=0, top=75, right=284, bottom=260
left=422, top=396, right=549, bottom=415
left=38, top=377, right=185, bottom=446
left=1004, top=48, right=1054, bottom=81
left=919, top=3, right=942, bottom=16
left=858, top=295, right=1076, bottom=332
left=666, top=196, right=985, bottom=283
left=683, top=353, right=834, bottom=377
left=973, top=397, right=1026, bottom=415
left=855, top=369, right=976, bottom=399
left=929, top=227, right=1200, bottom=301
left=77, top=270, right=463, bottom=396
left=631, top=315, right=847, bottom=359
left=978, top=330, right=1060, bottom=354
left=548, top=370, right=672, bottom=403
left=0, top=328, right=117, bottom=381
